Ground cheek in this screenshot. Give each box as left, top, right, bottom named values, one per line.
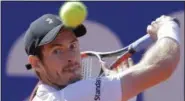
left=43, top=59, right=65, bottom=80
left=43, top=56, right=65, bottom=71
left=76, top=47, right=81, bottom=59
left=75, top=51, right=81, bottom=63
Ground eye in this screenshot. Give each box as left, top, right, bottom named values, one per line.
left=53, top=48, right=63, bottom=54
left=69, top=42, right=78, bottom=50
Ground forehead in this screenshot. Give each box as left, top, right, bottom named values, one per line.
left=53, top=28, right=77, bottom=43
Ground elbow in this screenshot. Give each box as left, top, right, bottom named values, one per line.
left=163, top=65, right=177, bottom=81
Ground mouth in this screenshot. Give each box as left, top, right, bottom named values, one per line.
left=63, top=64, right=81, bottom=74
left=63, top=64, right=82, bottom=82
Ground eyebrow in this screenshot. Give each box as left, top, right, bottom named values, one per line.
left=49, top=38, right=78, bottom=49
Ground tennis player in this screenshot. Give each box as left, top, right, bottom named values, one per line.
left=24, top=14, right=180, bottom=101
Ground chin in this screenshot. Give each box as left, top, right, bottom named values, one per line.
left=68, top=74, right=82, bottom=84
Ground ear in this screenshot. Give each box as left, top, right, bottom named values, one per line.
left=28, top=55, right=41, bottom=69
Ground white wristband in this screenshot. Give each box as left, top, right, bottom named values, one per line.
left=157, top=20, right=180, bottom=44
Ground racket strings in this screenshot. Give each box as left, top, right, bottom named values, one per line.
left=82, top=56, right=103, bottom=79
left=81, top=55, right=127, bottom=79
left=82, top=57, right=92, bottom=79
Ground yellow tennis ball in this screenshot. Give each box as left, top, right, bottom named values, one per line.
left=59, top=2, right=87, bottom=28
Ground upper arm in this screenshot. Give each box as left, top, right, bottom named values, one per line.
left=119, top=63, right=168, bottom=101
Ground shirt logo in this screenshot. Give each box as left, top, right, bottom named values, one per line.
left=94, top=78, right=101, bottom=101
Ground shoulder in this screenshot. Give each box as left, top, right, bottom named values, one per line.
left=32, top=83, right=61, bottom=101
left=32, top=77, right=122, bottom=101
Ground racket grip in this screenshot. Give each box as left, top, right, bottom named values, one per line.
left=129, top=34, right=154, bottom=52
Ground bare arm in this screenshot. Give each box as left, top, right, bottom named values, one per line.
left=119, top=16, right=180, bottom=101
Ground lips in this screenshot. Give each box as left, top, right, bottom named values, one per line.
left=63, top=63, right=80, bottom=73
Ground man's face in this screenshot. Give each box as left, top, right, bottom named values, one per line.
left=39, top=29, right=82, bottom=86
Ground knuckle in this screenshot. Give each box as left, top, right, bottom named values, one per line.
left=147, top=25, right=152, bottom=31
left=151, top=21, right=156, bottom=25
left=156, top=18, right=160, bottom=22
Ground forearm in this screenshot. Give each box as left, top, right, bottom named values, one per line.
left=139, top=37, right=180, bottom=82
left=139, top=20, right=181, bottom=81
left=120, top=37, right=180, bottom=101
left=137, top=19, right=181, bottom=86
left=120, top=19, right=181, bottom=101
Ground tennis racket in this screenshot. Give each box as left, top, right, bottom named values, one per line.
left=81, top=34, right=154, bottom=79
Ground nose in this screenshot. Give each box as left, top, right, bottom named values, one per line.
left=68, top=60, right=72, bottom=63
left=64, top=51, right=77, bottom=64
left=66, top=53, right=76, bottom=64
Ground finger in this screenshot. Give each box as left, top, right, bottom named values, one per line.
left=151, top=21, right=156, bottom=25
left=156, top=15, right=165, bottom=22
left=158, top=16, right=173, bottom=24
left=147, top=25, right=153, bottom=33
left=121, top=60, right=129, bottom=68
left=117, top=62, right=127, bottom=73
left=115, top=60, right=129, bottom=73
left=156, top=18, right=161, bottom=22
left=100, top=61, right=113, bottom=75
left=147, top=25, right=157, bottom=40
left=116, top=56, right=129, bottom=69
left=128, top=58, right=134, bottom=67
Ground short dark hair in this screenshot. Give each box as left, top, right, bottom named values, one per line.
left=34, top=46, right=44, bottom=60
left=33, top=46, right=43, bottom=80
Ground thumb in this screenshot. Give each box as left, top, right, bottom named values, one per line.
left=128, top=58, right=134, bottom=67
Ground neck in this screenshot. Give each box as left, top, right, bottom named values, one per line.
left=39, top=76, right=66, bottom=90
left=37, top=71, right=82, bottom=89
left=40, top=76, right=82, bottom=90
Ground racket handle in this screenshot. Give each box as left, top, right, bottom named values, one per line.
left=129, top=34, right=154, bottom=52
